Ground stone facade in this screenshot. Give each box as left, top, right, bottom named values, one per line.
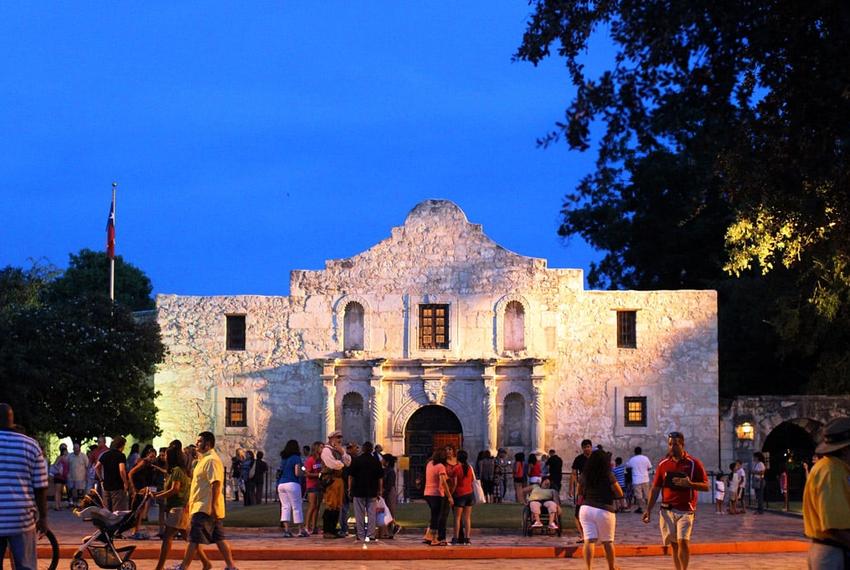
left=154, top=200, right=719, bottom=477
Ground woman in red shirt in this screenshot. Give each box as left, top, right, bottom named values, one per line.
left=452, top=450, right=476, bottom=545
left=303, top=442, right=323, bottom=534
left=527, top=454, right=542, bottom=485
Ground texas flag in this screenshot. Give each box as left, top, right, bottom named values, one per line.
left=106, top=195, right=116, bottom=260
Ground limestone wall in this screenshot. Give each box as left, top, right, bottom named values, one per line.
left=153, top=199, right=719, bottom=478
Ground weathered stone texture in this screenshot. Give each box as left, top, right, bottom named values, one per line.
left=154, top=199, right=719, bottom=474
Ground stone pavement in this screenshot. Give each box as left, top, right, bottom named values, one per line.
left=53, top=553, right=809, bottom=569
left=44, top=506, right=807, bottom=562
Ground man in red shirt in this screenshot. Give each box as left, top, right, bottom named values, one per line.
left=642, top=432, right=708, bottom=570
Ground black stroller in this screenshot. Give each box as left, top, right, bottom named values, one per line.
left=70, top=488, right=143, bottom=570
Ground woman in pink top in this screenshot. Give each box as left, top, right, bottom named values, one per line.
left=423, top=447, right=454, bottom=546
left=452, top=449, right=476, bottom=545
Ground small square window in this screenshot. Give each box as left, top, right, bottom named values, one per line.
left=617, top=310, right=636, bottom=348
left=226, top=315, right=246, bottom=351
left=226, top=397, right=247, bottom=428
left=624, top=396, right=647, bottom=427
left=419, top=304, right=449, bottom=349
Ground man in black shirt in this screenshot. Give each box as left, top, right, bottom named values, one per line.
left=348, top=441, right=384, bottom=542
left=252, top=451, right=268, bottom=505
left=570, top=439, right=593, bottom=542
left=95, top=436, right=129, bottom=511
left=547, top=449, right=564, bottom=492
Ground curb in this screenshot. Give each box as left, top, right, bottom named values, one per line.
left=48, top=540, right=809, bottom=561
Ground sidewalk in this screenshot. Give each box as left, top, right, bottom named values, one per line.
left=44, top=506, right=808, bottom=560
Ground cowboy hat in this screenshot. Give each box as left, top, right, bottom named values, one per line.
left=815, top=417, right=850, bottom=455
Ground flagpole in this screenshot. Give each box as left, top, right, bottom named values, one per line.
left=109, top=182, right=116, bottom=302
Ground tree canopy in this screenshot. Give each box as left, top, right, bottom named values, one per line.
left=48, top=248, right=155, bottom=311
left=516, top=1, right=850, bottom=394
left=0, top=253, right=164, bottom=441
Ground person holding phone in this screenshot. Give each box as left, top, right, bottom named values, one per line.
left=643, top=432, right=708, bottom=570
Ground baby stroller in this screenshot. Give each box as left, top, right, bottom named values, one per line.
left=69, top=488, right=143, bottom=570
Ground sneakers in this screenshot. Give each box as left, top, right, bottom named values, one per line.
left=298, top=529, right=310, bottom=538
left=282, top=531, right=294, bottom=538
left=548, top=522, right=559, bottom=530
left=531, top=521, right=543, bottom=528
left=130, top=531, right=149, bottom=540
left=634, top=508, right=643, bottom=514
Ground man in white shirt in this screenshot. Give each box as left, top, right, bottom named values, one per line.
left=627, top=447, right=652, bottom=513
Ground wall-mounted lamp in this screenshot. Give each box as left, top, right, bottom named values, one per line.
left=736, top=421, right=755, bottom=441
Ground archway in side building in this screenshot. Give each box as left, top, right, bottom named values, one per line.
left=762, top=418, right=822, bottom=502
left=404, top=405, right=463, bottom=499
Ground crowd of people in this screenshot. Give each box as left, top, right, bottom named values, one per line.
left=3, top=397, right=850, bottom=570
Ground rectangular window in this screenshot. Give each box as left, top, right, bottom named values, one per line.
left=624, top=396, right=647, bottom=427
left=419, top=304, right=450, bottom=349
left=226, top=315, right=246, bottom=351
left=225, top=397, right=247, bottom=428
left=617, top=310, right=637, bottom=348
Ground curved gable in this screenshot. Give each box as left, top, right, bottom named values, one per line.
left=290, top=199, right=549, bottom=296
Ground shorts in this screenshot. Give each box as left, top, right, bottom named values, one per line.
left=453, top=493, right=474, bottom=507
left=659, top=508, right=694, bottom=545
left=715, top=492, right=725, bottom=501
left=528, top=476, right=541, bottom=485
left=189, top=512, right=226, bottom=545
left=578, top=505, right=616, bottom=542
left=633, top=482, right=650, bottom=502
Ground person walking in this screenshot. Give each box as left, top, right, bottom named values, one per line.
left=751, top=452, right=767, bottom=514
left=167, top=431, right=238, bottom=570
left=423, top=447, right=453, bottom=546
left=627, top=446, right=652, bottom=514
left=451, top=450, right=475, bottom=545
left=277, top=440, right=308, bottom=537
left=303, top=441, right=323, bottom=535
left=643, top=431, right=709, bottom=570
left=320, top=431, right=352, bottom=538
left=348, top=441, right=384, bottom=542
left=803, top=417, right=850, bottom=569
left=153, top=443, right=211, bottom=570
left=96, top=436, right=130, bottom=512
left=577, top=450, right=623, bottom=570
left=0, top=403, right=49, bottom=570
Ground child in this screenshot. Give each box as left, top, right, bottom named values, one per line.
left=612, top=458, right=627, bottom=512
left=779, top=468, right=789, bottom=512
left=714, top=471, right=726, bottom=514
left=727, top=462, right=740, bottom=514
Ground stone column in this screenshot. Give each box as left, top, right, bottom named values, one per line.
left=369, top=359, right=386, bottom=445
left=482, top=362, right=498, bottom=454
left=320, top=360, right=338, bottom=440
left=530, top=361, right=547, bottom=453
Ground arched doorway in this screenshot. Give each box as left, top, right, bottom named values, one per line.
left=404, top=405, right=463, bottom=499
left=762, top=418, right=822, bottom=501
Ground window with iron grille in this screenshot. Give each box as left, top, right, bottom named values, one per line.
left=226, top=315, right=246, bottom=351
left=226, top=397, right=247, bottom=428
left=617, top=310, right=637, bottom=348
left=419, top=304, right=450, bottom=349
left=624, top=396, right=647, bottom=427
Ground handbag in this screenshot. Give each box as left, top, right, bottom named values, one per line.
left=472, top=466, right=486, bottom=504
left=376, top=496, right=393, bottom=525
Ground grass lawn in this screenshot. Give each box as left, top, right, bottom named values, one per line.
left=221, top=501, right=575, bottom=531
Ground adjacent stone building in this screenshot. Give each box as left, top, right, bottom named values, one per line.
left=153, top=200, right=719, bottom=492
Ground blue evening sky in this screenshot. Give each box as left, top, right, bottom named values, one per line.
left=0, top=3, right=610, bottom=296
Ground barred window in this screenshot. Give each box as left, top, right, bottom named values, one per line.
left=226, top=397, right=247, bottom=428
left=226, top=315, right=246, bottom=351
left=617, top=310, right=636, bottom=348
left=624, top=396, right=647, bottom=427
left=419, top=304, right=449, bottom=349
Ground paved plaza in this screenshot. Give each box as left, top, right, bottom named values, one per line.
left=44, top=505, right=808, bottom=568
